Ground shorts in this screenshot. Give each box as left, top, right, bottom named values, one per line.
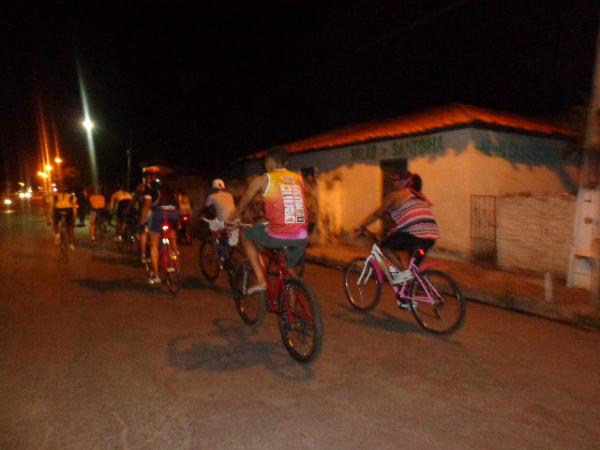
left=243, top=223, right=307, bottom=267
left=381, top=231, right=435, bottom=265
left=54, top=208, right=74, bottom=227
left=116, top=200, right=132, bottom=222
left=150, top=209, right=180, bottom=233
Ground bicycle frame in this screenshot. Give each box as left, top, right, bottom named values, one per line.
left=359, top=241, right=439, bottom=307
left=258, top=249, right=291, bottom=313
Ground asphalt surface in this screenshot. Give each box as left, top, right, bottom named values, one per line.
left=1, top=209, right=600, bottom=449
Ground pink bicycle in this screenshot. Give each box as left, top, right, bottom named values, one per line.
left=344, top=229, right=465, bottom=335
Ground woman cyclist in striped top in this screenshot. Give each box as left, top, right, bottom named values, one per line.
left=356, top=171, right=438, bottom=284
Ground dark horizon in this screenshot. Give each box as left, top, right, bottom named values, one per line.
left=1, top=0, right=599, bottom=188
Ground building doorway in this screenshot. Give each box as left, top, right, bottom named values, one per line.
left=470, top=195, right=497, bottom=263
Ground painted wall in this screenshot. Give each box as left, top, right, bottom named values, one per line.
left=496, top=193, right=576, bottom=277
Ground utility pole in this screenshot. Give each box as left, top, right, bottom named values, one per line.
left=568, top=22, right=600, bottom=313
left=126, top=146, right=132, bottom=192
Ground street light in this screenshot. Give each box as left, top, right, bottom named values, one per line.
left=44, top=164, right=53, bottom=172
left=54, top=156, right=63, bottom=164
left=82, top=118, right=94, bottom=131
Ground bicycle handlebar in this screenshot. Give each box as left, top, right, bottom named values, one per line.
left=357, top=227, right=380, bottom=244
left=201, top=217, right=252, bottom=228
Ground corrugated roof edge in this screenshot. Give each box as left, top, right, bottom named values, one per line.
left=245, top=103, right=577, bottom=160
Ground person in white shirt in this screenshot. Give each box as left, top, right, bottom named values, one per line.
left=205, top=179, right=237, bottom=244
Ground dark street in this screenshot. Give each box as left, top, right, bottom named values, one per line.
left=1, top=209, right=599, bottom=449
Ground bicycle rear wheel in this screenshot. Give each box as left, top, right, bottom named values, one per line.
left=278, top=278, right=323, bottom=362
left=409, top=269, right=465, bottom=335
left=344, top=257, right=382, bottom=311
left=199, top=239, right=221, bottom=283
left=232, top=261, right=265, bottom=327
left=162, top=247, right=181, bottom=296
left=59, top=221, right=69, bottom=261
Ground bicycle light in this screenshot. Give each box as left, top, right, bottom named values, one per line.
left=162, top=224, right=170, bottom=231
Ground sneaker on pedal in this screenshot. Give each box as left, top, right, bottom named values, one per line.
left=396, top=299, right=412, bottom=310
left=148, top=273, right=161, bottom=285
left=390, top=269, right=413, bottom=285
left=246, top=283, right=267, bottom=295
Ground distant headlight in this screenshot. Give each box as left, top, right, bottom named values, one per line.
left=3, top=198, right=12, bottom=206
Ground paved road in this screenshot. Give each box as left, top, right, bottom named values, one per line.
left=1, top=210, right=599, bottom=449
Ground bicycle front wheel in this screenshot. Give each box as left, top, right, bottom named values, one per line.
left=232, top=262, right=265, bottom=327
left=344, top=257, right=382, bottom=311
left=199, top=239, right=221, bottom=283
left=409, top=269, right=465, bottom=335
left=278, top=278, right=323, bottom=362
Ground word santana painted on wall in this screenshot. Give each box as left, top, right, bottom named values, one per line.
left=350, top=135, right=444, bottom=161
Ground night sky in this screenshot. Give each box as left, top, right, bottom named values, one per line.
left=1, top=0, right=599, bottom=187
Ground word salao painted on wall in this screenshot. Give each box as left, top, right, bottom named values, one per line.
left=350, top=135, right=444, bottom=161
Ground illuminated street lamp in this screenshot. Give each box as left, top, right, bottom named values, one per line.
left=82, top=118, right=94, bottom=131
left=44, top=164, right=53, bottom=172
left=54, top=156, right=63, bottom=164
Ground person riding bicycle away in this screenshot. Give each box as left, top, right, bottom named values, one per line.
left=51, top=183, right=77, bottom=250
left=356, top=171, right=438, bottom=284
left=146, top=180, right=180, bottom=285
left=229, top=146, right=308, bottom=294
left=205, top=178, right=238, bottom=245
left=138, top=167, right=160, bottom=264
left=176, top=188, right=193, bottom=216
left=88, top=187, right=107, bottom=244
left=109, top=184, right=133, bottom=241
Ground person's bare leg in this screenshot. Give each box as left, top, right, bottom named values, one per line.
left=168, top=229, right=178, bottom=254
left=140, top=231, right=148, bottom=260
left=241, top=234, right=265, bottom=286
left=89, top=212, right=96, bottom=240
left=150, top=232, right=160, bottom=275
left=382, top=248, right=407, bottom=270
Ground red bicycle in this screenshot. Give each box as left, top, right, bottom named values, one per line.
left=232, top=244, right=323, bottom=362
left=144, top=217, right=181, bottom=296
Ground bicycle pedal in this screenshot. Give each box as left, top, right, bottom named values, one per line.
left=396, top=300, right=412, bottom=310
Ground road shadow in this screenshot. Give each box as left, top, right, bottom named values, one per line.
left=167, top=319, right=314, bottom=380
left=89, top=254, right=140, bottom=268
left=331, top=302, right=462, bottom=345
left=181, top=276, right=232, bottom=297
left=10, top=250, right=39, bottom=260
left=71, top=277, right=157, bottom=294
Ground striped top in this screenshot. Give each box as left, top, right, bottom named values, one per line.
left=389, top=196, right=439, bottom=240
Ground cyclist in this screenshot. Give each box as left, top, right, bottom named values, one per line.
left=109, top=184, right=133, bottom=241
left=205, top=178, right=237, bottom=244
left=138, top=167, right=160, bottom=264
left=88, top=187, right=107, bottom=244
left=356, top=171, right=438, bottom=284
left=230, top=146, right=308, bottom=294
left=51, top=184, right=77, bottom=250
left=145, top=178, right=180, bottom=285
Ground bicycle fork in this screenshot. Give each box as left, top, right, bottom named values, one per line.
left=357, top=256, right=376, bottom=286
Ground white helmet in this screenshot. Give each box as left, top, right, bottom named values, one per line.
left=212, top=178, right=225, bottom=190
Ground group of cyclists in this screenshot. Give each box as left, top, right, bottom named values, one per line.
left=48, top=145, right=439, bottom=292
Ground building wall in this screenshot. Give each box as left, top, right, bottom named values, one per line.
left=244, top=127, right=578, bottom=264
left=496, top=193, right=576, bottom=277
